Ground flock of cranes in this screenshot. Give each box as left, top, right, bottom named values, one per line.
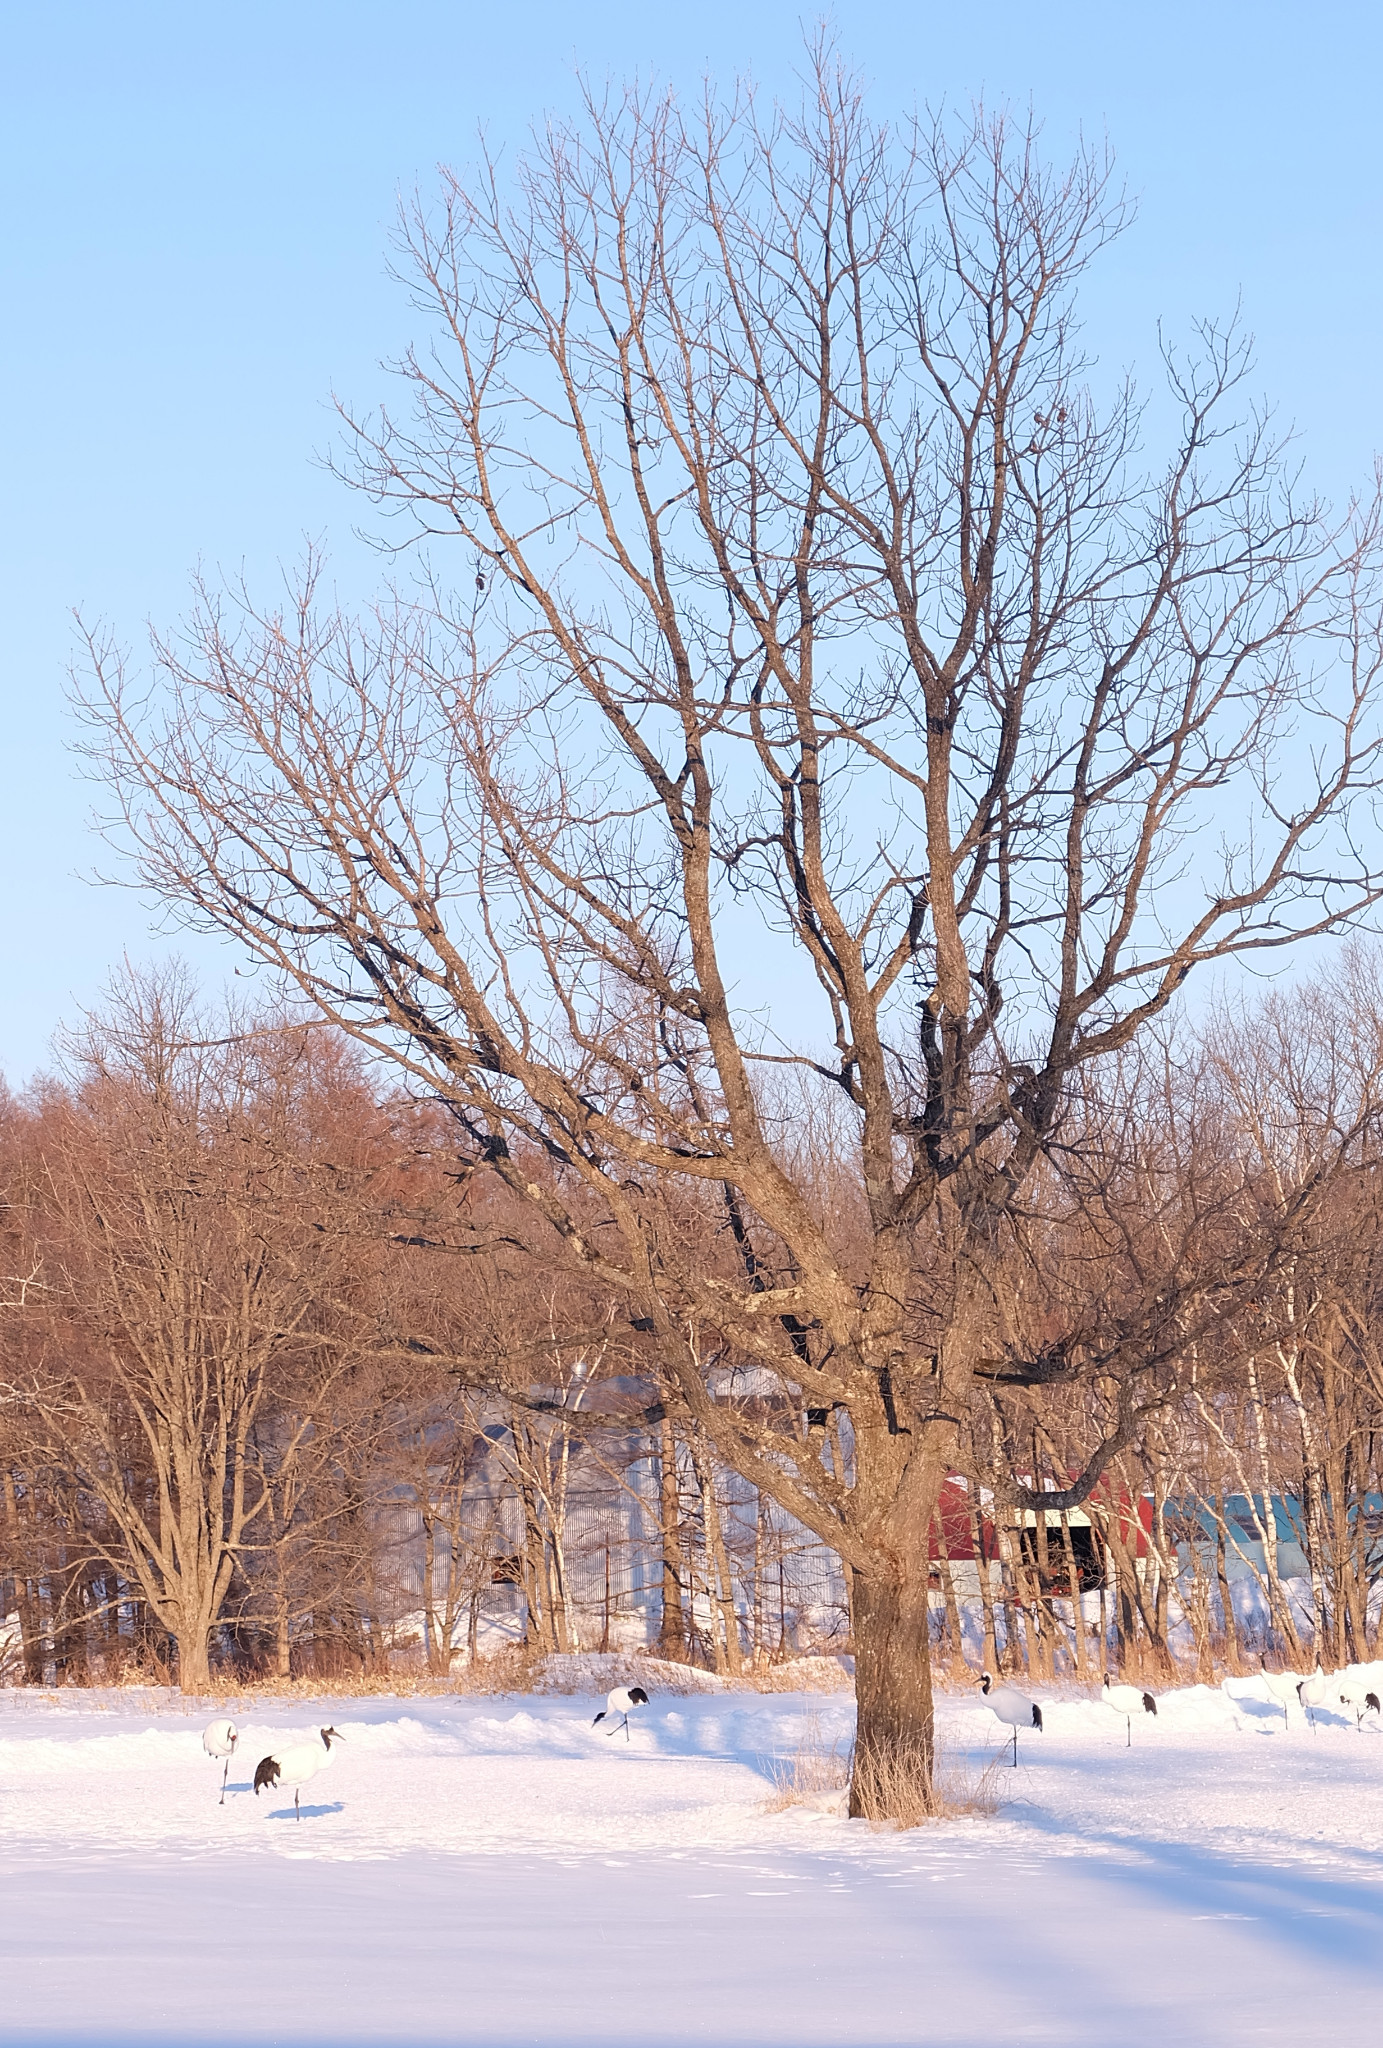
left=978, top=1657, right=1383, bottom=1764
left=198, top=1687, right=648, bottom=1817
left=1273, top=1660, right=1380, bottom=1730
left=196, top=1664, right=1380, bottom=1816
left=977, top=1671, right=1160, bottom=1766
left=200, top=1718, right=344, bottom=1820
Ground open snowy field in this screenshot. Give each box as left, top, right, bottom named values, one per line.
left=2, top=1676, right=1382, bottom=2046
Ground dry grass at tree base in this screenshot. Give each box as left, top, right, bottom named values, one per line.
left=850, top=1737, right=1007, bottom=1828
left=764, top=1712, right=1006, bottom=1830
left=763, top=1711, right=852, bottom=1812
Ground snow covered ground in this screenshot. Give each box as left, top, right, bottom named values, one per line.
left=1, top=1674, right=1381, bottom=2046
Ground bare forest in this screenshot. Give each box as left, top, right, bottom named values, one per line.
left=6, top=958, right=1383, bottom=1712
left=18, top=48, right=1383, bottom=1816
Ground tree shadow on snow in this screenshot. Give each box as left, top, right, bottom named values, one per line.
left=1016, top=1801, right=1383, bottom=1974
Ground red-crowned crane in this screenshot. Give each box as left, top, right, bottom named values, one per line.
left=1260, top=1657, right=1303, bottom=1727
left=253, top=1727, right=344, bottom=1820
left=978, top=1674, right=1042, bottom=1767
left=593, top=1685, right=649, bottom=1741
left=1101, top=1674, right=1158, bottom=1746
left=1297, top=1665, right=1330, bottom=1731
left=1335, top=1675, right=1382, bottom=1729
left=202, top=1718, right=238, bottom=1805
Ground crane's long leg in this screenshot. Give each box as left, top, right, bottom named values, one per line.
left=623, top=1716, right=630, bottom=1743
left=1126, top=1716, right=1131, bottom=1749
left=295, top=1790, right=301, bottom=1822
left=1011, top=1729, right=1017, bottom=1768
left=220, top=1757, right=230, bottom=1804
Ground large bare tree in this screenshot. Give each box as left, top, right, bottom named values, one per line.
left=79, top=51, right=1383, bottom=1805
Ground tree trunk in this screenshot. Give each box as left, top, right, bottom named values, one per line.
left=422, top=1511, right=443, bottom=1675
left=690, top=1430, right=742, bottom=1676
left=1058, top=1512, right=1088, bottom=1678
left=176, top=1623, right=211, bottom=1692
left=967, top=1489, right=998, bottom=1677
left=1280, top=1339, right=1329, bottom=1656
left=656, top=1412, right=686, bottom=1657
left=849, top=1560, right=935, bottom=1817
left=1214, top=1498, right=1239, bottom=1668
left=750, top=1491, right=766, bottom=1669
left=275, top=1596, right=292, bottom=1682
left=1245, top=1357, right=1304, bottom=1660
left=1031, top=1461, right=1056, bottom=1675
left=992, top=1514, right=1024, bottom=1674
left=1323, top=1359, right=1360, bottom=1663
left=933, top=1515, right=964, bottom=1664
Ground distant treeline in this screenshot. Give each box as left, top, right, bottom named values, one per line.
left=4, top=965, right=1383, bottom=1688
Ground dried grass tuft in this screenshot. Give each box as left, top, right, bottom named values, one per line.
left=762, top=1711, right=850, bottom=1812
left=848, top=1733, right=1007, bottom=1830
left=763, top=1712, right=1005, bottom=1829
left=929, top=1738, right=1008, bottom=1821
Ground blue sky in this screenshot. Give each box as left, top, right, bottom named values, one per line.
left=3, top=0, right=1381, bottom=1085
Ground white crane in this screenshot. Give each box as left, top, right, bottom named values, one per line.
left=592, top=1684, right=649, bottom=1740
left=1334, top=1676, right=1382, bottom=1728
left=253, top=1726, right=344, bottom=1820
left=1297, top=1665, right=1331, bottom=1731
left=978, top=1674, right=1043, bottom=1767
left=202, top=1718, right=238, bottom=1805
left=1259, top=1657, right=1303, bottom=1727
left=1101, top=1673, right=1157, bottom=1746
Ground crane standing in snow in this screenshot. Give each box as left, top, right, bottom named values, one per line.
left=593, top=1685, right=649, bottom=1740
left=253, top=1727, right=344, bottom=1820
left=1101, top=1675, right=1157, bottom=1746
left=978, top=1674, right=1043, bottom=1767
left=1297, top=1666, right=1330, bottom=1731
left=202, top=1719, right=239, bottom=1804
left=1259, top=1658, right=1303, bottom=1728
left=1334, top=1676, right=1382, bottom=1728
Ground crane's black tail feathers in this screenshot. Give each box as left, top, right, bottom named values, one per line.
left=1032, top=1704, right=1043, bottom=1731
left=1142, top=1693, right=1158, bottom=1716
left=253, top=1757, right=280, bottom=1796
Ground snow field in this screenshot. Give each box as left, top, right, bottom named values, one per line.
left=1, top=1675, right=1381, bottom=2045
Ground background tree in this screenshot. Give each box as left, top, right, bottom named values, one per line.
left=13, top=975, right=382, bottom=1688
left=78, top=50, right=1383, bottom=1804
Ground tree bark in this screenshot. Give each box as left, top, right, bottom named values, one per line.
left=176, top=1625, right=212, bottom=1693
left=849, top=1558, right=935, bottom=1816
left=968, top=1489, right=999, bottom=1677
left=1058, top=1512, right=1088, bottom=1678
left=656, top=1412, right=686, bottom=1658
left=690, top=1430, right=742, bottom=1676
